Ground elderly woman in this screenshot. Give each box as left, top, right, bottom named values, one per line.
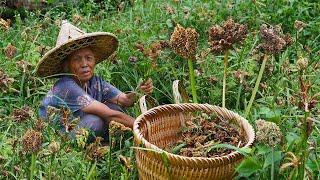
left=36, top=20, right=152, bottom=141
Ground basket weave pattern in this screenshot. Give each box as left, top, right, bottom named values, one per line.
left=134, top=103, right=255, bottom=180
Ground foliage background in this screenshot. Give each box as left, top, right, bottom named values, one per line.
left=0, top=0, right=319, bottom=179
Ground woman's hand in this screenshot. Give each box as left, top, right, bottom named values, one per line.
left=108, top=78, right=153, bottom=108
left=139, top=78, right=153, bottom=94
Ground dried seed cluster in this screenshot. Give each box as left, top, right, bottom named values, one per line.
left=298, top=77, right=318, bottom=112
left=145, top=40, right=169, bottom=59
left=296, top=57, right=308, bottom=71
left=167, top=113, right=245, bottom=157
left=16, top=60, right=32, bottom=73
left=0, top=18, right=11, bottom=31
left=0, top=70, right=14, bottom=93
left=234, top=69, right=249, bottom=84
left=48, top=141, right=60, bottom=154
left=12, top=106, right=31, bottom=122
left=170, top=24, right=199, bottom=59
left=109, top=121, right=131, bottom=136
left=34, top=119, right=46, bottom=131
left=4, top=43, right=17, bottom=59
left=208, top=19, right=247, bottom=53
left=85, top=137, right=109, bottom=161
left=259, top=24, right=292, bottom=54
left=294, top=20, right=306, bottom=32
left=22, top=129, right=42, bottom=153
left=255, top=119, right=282, bottom=147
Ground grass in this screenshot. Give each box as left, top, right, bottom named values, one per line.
left=0, top=0, right=319, bottom=179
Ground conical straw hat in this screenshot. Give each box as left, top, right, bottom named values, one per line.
left=36, top=20, right=118, bottom=77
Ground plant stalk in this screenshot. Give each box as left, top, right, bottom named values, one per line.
left=222, top=50, right=229, bottom=108
left=29, top=153, right=36, bottom=180
left=245, top=54, right=268, bottom=117
left=271, top=147, right=274, bottom=180
left=236, top=84, right=243, bottom=110
left=188, top=59, right=198, bottom=103
left=297, top=111, right=310, bottom=179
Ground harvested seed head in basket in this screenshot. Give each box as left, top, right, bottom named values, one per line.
left=259, top=24, right=292, bottom=54
left=22, top=129, right=42, bottom=153
left=208, top=18, right=248, bottom=53
left=255, top=119, right=282, bottom=147
left=167, top=113, right=245, bottom=157
left=170, top=24, right=199, bottom=60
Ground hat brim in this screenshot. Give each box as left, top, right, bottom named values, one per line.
left=35, top=32, right=118, bottom=77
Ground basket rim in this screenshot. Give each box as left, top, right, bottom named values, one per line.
left=133, top=103, right=255, bottom=165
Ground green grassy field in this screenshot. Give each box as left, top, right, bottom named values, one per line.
left=0, top=0, right=319, bottom=179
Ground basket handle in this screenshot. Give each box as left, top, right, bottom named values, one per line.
left=172, top=80, right=189, bottom=104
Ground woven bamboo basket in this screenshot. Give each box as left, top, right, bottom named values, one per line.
left=133, top=103, right=255, bottom=180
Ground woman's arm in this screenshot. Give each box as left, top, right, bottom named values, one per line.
left=82, top=100, right=134, bottom=128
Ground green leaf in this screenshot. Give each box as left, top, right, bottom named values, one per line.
left=236, top=157, right=262, bottom=177
left=208, top=143, right=252, bottom=156
left=256, top=145, right=272, bottom=155
left=263, top=150, right=282, bottom=168
left=285, top=132, right=299, bottom=150
left=258, top=107, right=281, bottom=123
left=170, top=143, right=186, bottom=154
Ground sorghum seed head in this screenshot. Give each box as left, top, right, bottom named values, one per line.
left=86, top=137, right=109, bottom=161
left=294, top=20, right=306, bottom=31
left=259, top=24, right=291, bottom=54
left=109, top=121, right=131, bottom=136
left=255, top=119, right=282, bottom=147
left=12, top=106, right=31, bottom=123
left=22, top=129, right=42, bottom=153
left=46, top=106, right=60, bottom=121
left=0, top=70, right=14, bottom=93
left=48, top=141, right=60, bottom=154
left=170, top=24, right=199, bottom=59
left=296, top=56, right=308, bottom=71
left=208, top=18, right=247, bottom=53
left=4, top=43, right=17, bottom=59
left=34, top=119, right=46, bottom=132
left=128, top=56, right=138, bottom=64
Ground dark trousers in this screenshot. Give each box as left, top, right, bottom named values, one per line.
left=76, top=102, right=123, bottom=143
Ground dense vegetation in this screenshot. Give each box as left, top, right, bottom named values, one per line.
left=0, top=0, right=319, bottom=179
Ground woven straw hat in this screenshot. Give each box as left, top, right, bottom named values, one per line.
left=36, top=20, right=118, bottom=77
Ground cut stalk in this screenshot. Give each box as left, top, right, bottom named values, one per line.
left=222, top=50, right=229, bottom=108
left=188, top=59, right=198, bottom=103
left=245, top=54, right=268, bottom=117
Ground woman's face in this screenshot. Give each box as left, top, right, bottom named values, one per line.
left=66, top=47, right=96, bottom=83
